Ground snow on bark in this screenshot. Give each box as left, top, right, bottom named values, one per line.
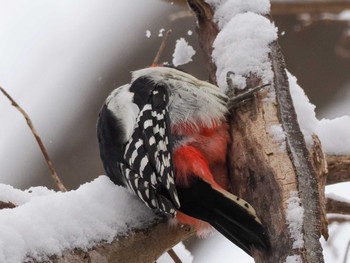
left=286, top=191, right=305, bottom=249
left=211, top=11, right=277, bottom=91
left=288, top=71, right=350, bottom=155
left=285, top=254, right=302, bottom=263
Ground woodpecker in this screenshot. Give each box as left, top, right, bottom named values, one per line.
left=97, top=66, right=268, bottom=255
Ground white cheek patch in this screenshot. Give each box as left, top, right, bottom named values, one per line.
left=107, top=85, right=140, bottom=141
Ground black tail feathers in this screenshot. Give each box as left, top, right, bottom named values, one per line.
left=176, top=178, right=269, bottom=256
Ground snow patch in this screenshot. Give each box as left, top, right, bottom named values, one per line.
left=0, top=184, right=55, bottom=206
left=0, top=176, right=156, bottom=263
left=172, top=38, right=196, bottom=67
left=317, top=116, right=350, bottom=155
left=205, top=0, right=270, bottom=29
left=286, top=191, right=304, bottom=249
left=268, top=124, right=286, bottom=151
left=288, top=71, right=350, bottom=155
left=285, top=254, right=302, bottom=263
left=288, top=72, right=318, bottom=146
left=146, top=30, right=151, bottom=38
left=158, top=28, right=165, bottom=37
left=192, top=232, right=254, bottom=263
left=212, top=12, right=277, bottom=91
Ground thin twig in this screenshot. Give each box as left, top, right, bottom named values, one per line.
left=0, top=86, right=67, bottom=192
left=169, top=10, right=193, bottom=21
left=227, top=83, right=271, bottom=109
left=152, top=29, right=172, bottom=66
left=167, top=248, right=182, bottom=263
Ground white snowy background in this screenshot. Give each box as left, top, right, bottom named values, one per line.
left=0, top=1, right=349, bottom=262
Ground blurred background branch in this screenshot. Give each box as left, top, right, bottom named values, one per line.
left=271, top=0, right=350, bottom=15
left=0, top=86, right=67, bottom=192
left=327, top=155, right=350, bottom=184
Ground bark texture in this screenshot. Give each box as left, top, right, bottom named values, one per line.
left=310, top=134, right=329, bottom=240
left=188, top=1, right=325, bottom=262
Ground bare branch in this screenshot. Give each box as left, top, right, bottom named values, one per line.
left=168, top=248, right=183, bottom=263
left=328, top=216, right=350, bottom=224
left=327, top=155, right=350, bottom=185
left=0, top=86, right=67, bottom=192
left=152, top=29, right=172, bottom=66
left=169, top=10, right=193, bottom=21
left=327, top=198, right=350, bottom=215
left=0, top=201, right=16, bottom=210
left=187, top=0, right=218, bottom=83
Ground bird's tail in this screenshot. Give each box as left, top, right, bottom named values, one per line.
left=176, top=178, right=269, bottom=255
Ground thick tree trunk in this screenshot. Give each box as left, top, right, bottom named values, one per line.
left=188, top=1, right=325, bottom=262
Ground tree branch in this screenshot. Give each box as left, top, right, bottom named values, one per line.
left=187, top=0, right=218, bottom=83
left=328, top=216, right=350, bottom=224
left=326, top=155, right=350, bottom=185
left=273, top=63, right=325, bottom=261
left=0, top=86, right=67, bottom=192
left=35, top=220, right=194, bottom=263
left=0, top=201, right=16, bottom=210
left=310, top=134, right=329, bottom=239
left=327, top=198, right=350, bottom=215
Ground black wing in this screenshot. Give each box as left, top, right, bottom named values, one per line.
left=97, top=103, right=127, bottom=187
left=121, top=80, right=180, bottom=216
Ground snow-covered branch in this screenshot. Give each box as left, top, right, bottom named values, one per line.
left=42, top=221, right=193, bottom=263
left=0, top=177, right=194, bottom=263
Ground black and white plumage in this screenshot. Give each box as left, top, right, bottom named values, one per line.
left=97, top=66, right=269, bottom=254
left=97, top=67, right=227, bottom=216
